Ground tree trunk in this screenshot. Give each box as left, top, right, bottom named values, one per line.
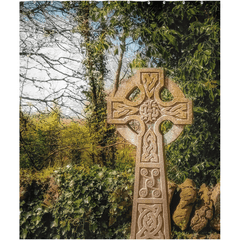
left=111, top=36, right=126, bottom=97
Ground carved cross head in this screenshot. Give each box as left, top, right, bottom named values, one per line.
left=107, top=68, right=193, bottom=146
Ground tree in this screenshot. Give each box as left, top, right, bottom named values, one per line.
left=127, top=1, right=220, bottom=186
left=19, top=1, right=136, bottom=118
left=20, top=106, right=62, bottom=170
left=20, top=1, right=90, bottom=118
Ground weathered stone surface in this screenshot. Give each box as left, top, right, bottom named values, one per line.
left=210, top=183, right=220, bottom=231
left=190, top=184, right=213, bottom=232
left=172, top=179, right=197, bottom=230
left=107, top=68, right=193, bottom=239
left=168, top=181, right=177, bottom=204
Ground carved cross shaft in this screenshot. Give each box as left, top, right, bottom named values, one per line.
left=107, top=69, right=193, bottom=239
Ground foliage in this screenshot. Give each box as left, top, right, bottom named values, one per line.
left=126, top=1, right=220, bottom=187
left=20, top=107, right=62, bottom=170
left=20, top=107, right=94, bottom=170
left=20, top=164, right=134, bottom=239
left=114, top=143, right=136, bottom=172
left=63, top=1, right=117, bottom=167
left=165, top=2, right=220, bottom=187
left=171, top=225, right=219, bottom=239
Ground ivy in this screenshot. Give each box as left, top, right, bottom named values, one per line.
left=20, top=165, right=134, bottom=239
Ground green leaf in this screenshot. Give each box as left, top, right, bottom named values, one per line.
left=145, top=27, right=152, bottom=35
left=36, top=215, right=41, bottom=225
left=203, top=54, right=208, bottom=63
left=92, top=223, right=98, bottom=232
left=165, top=33, right=176, bottom=46
left=67, top=221, right=71, bottom=231
left=192, top=165, right=199, bottom=173
left=53, top=235, right=60, bottom=239
left=103, top=43, right=109, bottom=50
left=25, top=212, right=32, bottom=220
left=92, top=13, right=96, bottom=22
left=209, top=90, right=214, bottom=101
left=205, top=50, right=211, bottom=55
left=197, top=43, right=202, bottom=51
left=209, top=162, right=216, bottom=167
left=152, top=31, right=157, bottom=42
left=82, top=186, right=87, bottom=194
left=194, top=107, right=207, bottom=113
left=188, top=8, right=195, bottom=16
left=62, top=227, right=67, bottom=236
left=22, top=229, right=28, bottom=239
left=51, top=218, right=58, bottom=228
left=75, top=198, right=83, bottom=206
left=114, top=48, right=118, bottom=55
left=150, top=23, right=157, bottom=29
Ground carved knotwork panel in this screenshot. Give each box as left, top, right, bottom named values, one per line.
left=141, top=73, right=159, bottom=99
left=161, top=103, right=188, bottom=119
left=139, top=168, right=162, bottom=198
left=139, top=99, right=160, bottom=123
left=113, top=102, right=138, bottom=118
left=142, top=127, right=158, bottom=163
left=136, top=204, right=165, bottom=239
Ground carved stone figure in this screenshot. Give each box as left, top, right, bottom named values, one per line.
left=190, top=184, right=213, bottom=232
left=168, top=181, right=177, bottom=203
left=172, top=178, right=197, bottom=231
left=107, top=68, right=193, bottom=239
left=210, top=183, right=220, bottom=231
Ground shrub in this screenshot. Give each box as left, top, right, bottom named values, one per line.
left=114, top=143, right=135, bottom=172
left=20, top=165, right=134, bottom=239
left=20, top=108, right=62, bottom=170
left=20, top=108, right=95, bottom=170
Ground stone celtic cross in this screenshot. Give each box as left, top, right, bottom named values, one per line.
left=107, top=68, right=193, bottom=239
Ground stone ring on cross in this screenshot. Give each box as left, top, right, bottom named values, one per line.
left=107, top=68, right=193, bottom=239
